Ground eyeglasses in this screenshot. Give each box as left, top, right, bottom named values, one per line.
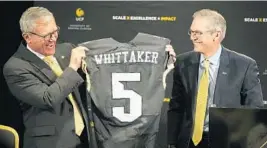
left=188, top=29, right=215, bottom=37
left=28, top=26, right=60, bottom=41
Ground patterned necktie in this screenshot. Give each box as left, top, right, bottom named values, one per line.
left=192, top=59, right=210, bottom=146
left=43, top=56, right=85, bottom=136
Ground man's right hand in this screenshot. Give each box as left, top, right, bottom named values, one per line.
left=68, top=46, right=88, bottom=71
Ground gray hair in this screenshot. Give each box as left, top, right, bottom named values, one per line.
left=19, top=7, right=54, bottom=33
left=193, top=9, right=227, bottom=40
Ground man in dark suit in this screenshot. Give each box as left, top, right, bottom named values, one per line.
left=167, top=9, right=264, bottom=148
left=3, top=7, right=90, bottom=148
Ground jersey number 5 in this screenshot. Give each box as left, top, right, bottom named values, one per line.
left=112, top=73, right=142, bottom=122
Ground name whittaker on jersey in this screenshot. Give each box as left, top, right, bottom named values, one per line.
left=94, top=51, right=159, bottom=64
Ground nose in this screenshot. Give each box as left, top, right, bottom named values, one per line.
left=190, top=34, right=198, bottom=41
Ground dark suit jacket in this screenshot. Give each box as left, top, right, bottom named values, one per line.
left=3, top=42, right=90, bottom=148
left=167, top=47, right=264, bottom=148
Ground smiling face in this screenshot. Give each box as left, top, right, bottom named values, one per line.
left=189, top=17, right=220, bottom=55
left=189, top=9, right=226, bottom=57
left=23, top=16, right=59, bottom=56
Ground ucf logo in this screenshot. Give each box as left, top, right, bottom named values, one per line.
left=76, top=8, right=84, bottom=21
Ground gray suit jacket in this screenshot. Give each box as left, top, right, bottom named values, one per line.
left=3, top=42, right=90, bottom=148
left=167, top=47, right=264, bottom=148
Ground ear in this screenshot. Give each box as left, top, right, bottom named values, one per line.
left=23, top=33, right=31, bottom=44
left=213, top=31, right=221, bottom=42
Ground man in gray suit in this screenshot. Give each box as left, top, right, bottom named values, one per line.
left=167, top=9, right=264, bottom=148
left=3, top=7, right=90, bottom=148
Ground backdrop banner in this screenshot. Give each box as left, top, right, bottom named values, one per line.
left=34, top=1, right=267, bottom=147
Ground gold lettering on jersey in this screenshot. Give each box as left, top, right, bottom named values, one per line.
left=94, top=51, right=159, bottom=64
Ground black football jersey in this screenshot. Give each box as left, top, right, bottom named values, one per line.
left=79, top=33, right=172, bottom=148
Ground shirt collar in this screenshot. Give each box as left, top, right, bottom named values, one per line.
left=200, top=45, right=222, bottom=66
left=27, top=44, right=46, bottom=60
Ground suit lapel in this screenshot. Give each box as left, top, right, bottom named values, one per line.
left=54, top=50, right=69, bottom=71
left=184, top=52, right=200, bottom=117
left=213, top=47, right=230, bottom=105
left=16, top=42, right=57, bottom=83
left=73, top=89, right=88, bottom=124
left=55, top=43, right=89, bottom=124
left=17, top=42, right=88, bottom=125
